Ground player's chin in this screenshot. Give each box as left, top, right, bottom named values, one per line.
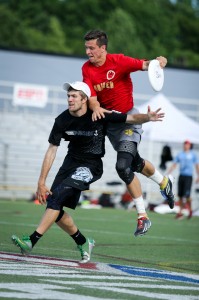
left=88, top=57, right=95, bottom=62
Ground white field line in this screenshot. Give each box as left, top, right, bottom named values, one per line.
left=1, top=220, right=199, bottom=243
left=0, top=254, right=199, bottom=300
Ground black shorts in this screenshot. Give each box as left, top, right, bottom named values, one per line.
left=178, top=175, right=193, bottom=198
left=47, top=155, right=103, bottom=210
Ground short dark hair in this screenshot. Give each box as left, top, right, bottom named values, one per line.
left=84, top=30, right=108, bottom=48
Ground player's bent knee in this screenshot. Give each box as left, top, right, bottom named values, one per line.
left=116, top=157, right=134, bottom=185
left=55, top=209, right=65, bottom=223
left=131, top=153, right=145, bottom=173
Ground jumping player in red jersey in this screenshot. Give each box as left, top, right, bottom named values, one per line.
left=82, top=30, right=175, bottom=236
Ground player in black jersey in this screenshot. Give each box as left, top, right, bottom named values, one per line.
left=12, top=81, right=164, bottom=263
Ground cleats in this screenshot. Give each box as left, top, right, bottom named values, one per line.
left=176, top=211, right=192, bottom=220
left=134, top=217, right=151, bottom=237
left=187, top=210, right=192, bottom=219
left=77, top=238, right=95, bottom=263
left=175, top=213, right=184, bottom=220
left=11, top=235, right=32, bottom=255
left=160, top=175, right=175, bottom=209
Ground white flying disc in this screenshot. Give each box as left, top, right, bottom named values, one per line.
left=148, top=59, right=164, bottom=92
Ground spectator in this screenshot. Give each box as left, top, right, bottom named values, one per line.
left=167, top=140, right=199, bottom=219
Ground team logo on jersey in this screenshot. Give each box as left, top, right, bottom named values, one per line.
left=94, top=81, right=114, bottom=91
left=65, top=130, right=93, bottom=136
left=124, top=129, right=133, bottom=136
left=71, top=167, right=93, bottom=183
left=65, top=131, right=75, bottom=135
left=107, top=70, right=115, bottom=80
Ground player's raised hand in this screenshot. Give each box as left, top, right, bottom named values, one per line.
left=156, top=56, right=167, bottom=68
left=147, top=105, right=165, bottom=121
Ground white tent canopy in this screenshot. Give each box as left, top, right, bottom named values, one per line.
left=137, top=93, right=199, bottom=144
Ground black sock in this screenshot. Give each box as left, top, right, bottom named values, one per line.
left=29, top=231, right=43, bottom=247
left=70, top=229, right=86, bottom=245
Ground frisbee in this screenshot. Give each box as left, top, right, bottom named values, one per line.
left=148, top=59, right=164, bottom=92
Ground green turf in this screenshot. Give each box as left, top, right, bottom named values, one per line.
left=1, top=200, right=199, bottom=275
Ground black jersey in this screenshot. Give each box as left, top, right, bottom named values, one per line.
left=48, top=109, right=127, bottom=159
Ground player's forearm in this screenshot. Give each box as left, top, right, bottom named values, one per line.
left=38, top=144, right=57, bottom=185
left=142, top=60, right=150, bottom=70
left=196, top=164, right=199, bottom=177
left=167, top=163, right=177, bottom=174
left=126, top=108, right=164, bottom=123
left=126, top=114, right=150, bottom=124
left=88, top=97, right=100, bottom=111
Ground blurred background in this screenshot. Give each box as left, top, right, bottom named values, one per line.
left=0, top=0, right=199, bottom=213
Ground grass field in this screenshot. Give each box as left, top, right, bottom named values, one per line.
left=0, top=200, right=199, bottom=299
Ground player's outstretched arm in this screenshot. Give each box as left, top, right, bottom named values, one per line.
left=126, top=106, right=165, bottom=124
left=36, top=144, right=58, bottom=205
left=142, top=56, right=167, bottom=70
left=195, top=163, right=199, bottom=183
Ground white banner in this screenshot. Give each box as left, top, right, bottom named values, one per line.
left=13, top=83, right=48, bottom=108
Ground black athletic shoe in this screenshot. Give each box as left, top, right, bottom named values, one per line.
left=134, top=217, right=152, bottom=237
left=160, top=175, right=175, bottom=209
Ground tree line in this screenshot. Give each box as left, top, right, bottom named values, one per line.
left=0, top=0, right=199, bottom=68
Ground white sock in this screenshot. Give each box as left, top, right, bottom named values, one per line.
left=149, top=169, right=164, bottom=185
left=133, top=196, right=146, bottom=214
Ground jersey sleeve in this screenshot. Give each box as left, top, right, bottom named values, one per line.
left=174, top=153, right=180, bottom=163
left=48, top=121, right=63, bottom=146
left=117, top=54, right=144, bottom=73
left=104, top=111, right=127, bottom=123
left=82, top=63, right=97, bottom=97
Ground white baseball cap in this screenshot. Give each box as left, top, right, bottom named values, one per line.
left=63, top=81, right=91, bottom=98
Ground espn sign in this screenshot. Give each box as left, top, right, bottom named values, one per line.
left=13, top=83, right=48, bottom=108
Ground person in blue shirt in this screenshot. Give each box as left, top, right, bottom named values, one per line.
left=167, top=140, right=199, bottom=219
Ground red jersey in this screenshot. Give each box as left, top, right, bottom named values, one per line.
left=82, top=53, right=144, bottom=113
